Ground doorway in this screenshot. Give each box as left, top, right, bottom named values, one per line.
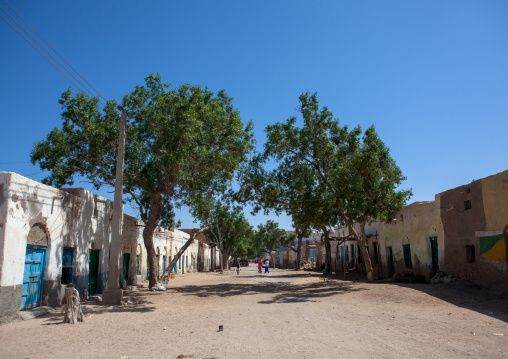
left=88, top=250, right=100, bottom=294
left=386, top=246, right=395, bottom=277
left=122, top=253, right=130, bottom=283
left=430, top=237, right=439, bottom=274
left=21, top=245, right=47, bottom=310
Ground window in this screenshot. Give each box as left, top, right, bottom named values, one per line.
left=61, top=247, right=75, bottom=284
left=466, top=245, right=476, bottom=263
left=464, top=200, right=472, bottom=210
left=403, top=244, right=413, bottom=269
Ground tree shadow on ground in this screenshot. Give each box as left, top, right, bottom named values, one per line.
left=229, top=273, right=312, bottom=280
left=177, top=275, right=364, bottom=304
left=384, top=280, right=508, bottom=324
left=38, top=291, right=157, bottom=325
left=329, top=270, right=508, bottom=324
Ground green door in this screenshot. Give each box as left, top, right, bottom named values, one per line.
left=387, top=246, right=395, bottom=277
left=123, top=253, right=130, bottom=282
left=88, top=250, right=100, bottom=294
left=430, top=237, right=439, bottom=274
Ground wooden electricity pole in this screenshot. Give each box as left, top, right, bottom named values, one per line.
left=103, top=109, right=127, bottom=305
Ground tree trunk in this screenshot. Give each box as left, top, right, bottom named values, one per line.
left=219, top=244, right=223, bottom=273
left=143, top=194, right=164, bottom=288
left=348, top=221, right=375, bottom=282
left=322, top=228, right=332, bottom=273
left=63, top=286, right=84, bottom=324
left=161, top=227, right=208, bottom=284
left=221, top=248, right=230, bottom=271
left=143, top=225, right=158, bottom=288
left=335, top=241, right=340, bottom=277
left=295, top=235, right=303, bottom=270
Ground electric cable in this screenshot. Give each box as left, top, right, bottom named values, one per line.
left=0, top=12, right=103, bottom=106
left=0, top=5, right=105, bottom=107
left=2, top=0, right=106, bottom=103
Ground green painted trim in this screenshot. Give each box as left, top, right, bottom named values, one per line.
left=480, top=234, right=503, bottom=255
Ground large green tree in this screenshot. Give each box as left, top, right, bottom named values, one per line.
left=237, top=148, right=330, bottom=271
left=31, top=74, right=254, bottom=287
left=239, top=93, right=411, bottom=281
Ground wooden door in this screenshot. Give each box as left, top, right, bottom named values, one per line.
left=21, top=245, right=47, bottom=310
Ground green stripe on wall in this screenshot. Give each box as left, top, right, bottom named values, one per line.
left=480, top=235, right=504, bottom=255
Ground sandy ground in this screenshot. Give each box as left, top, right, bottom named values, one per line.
left=1, top=266, right=508, bottom=359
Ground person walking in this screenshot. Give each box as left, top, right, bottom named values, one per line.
left=258, top=256, right=263, bottom=273
left=236, top=260, right=241, bottom=275
left=265, top=258, right=270, bottom=273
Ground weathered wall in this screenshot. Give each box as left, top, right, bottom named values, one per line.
left=0, top=172, right=202, bottom=323
left=60, top=187, right=113, bottom=297
left=439, top=180, right=488, bottom=283
left=481, top=170, right=508, bottom=232
left=0, top=173, right=107, bottom=322
left=439, top=170, right=508, bottom=291
left=377, top=201, right=442, bottom=280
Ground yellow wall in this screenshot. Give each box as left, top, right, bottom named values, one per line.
left=481, top=169, right=508, bottom=231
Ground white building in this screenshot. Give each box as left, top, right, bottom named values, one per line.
left=0, top=172, right=214, bottom=323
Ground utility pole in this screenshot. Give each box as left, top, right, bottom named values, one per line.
left=103, top=109, right=126, bottom=305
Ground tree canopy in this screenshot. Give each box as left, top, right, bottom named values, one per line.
left=31, top=74, right=254, bottom=287
left=238, top=92, right=411, bottom=279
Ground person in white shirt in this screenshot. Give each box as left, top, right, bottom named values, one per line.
left=264, top=259, right=270, bottom=273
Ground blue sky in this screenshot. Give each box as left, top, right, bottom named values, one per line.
left=1, top=1, right=507, bottom=230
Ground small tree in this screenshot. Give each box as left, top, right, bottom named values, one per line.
left=254, top=220, right=288, bottom=255
left=191, top=197, right=254, bottom=273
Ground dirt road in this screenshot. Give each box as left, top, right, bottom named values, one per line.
left=1, top=265, right=508, bottom=358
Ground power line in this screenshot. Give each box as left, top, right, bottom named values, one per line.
left=0, top=3, right=105, bottom=107
left=2, top=0, right=106, bottom=103
left=0, top=13, right=88, bottom=99
left=0, top=4, right=101, bottom=105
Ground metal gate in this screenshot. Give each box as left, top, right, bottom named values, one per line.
left=21, top=245, right=47, bottom=310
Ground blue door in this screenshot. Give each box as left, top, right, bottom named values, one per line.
left=162, top=255, right=166, bottom=273
left=21, top=245, right=47, bottom=310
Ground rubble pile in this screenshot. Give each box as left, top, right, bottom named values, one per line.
left=301, top=260, right=316, bottom=270
left=430, top=272, right=457, bottom=284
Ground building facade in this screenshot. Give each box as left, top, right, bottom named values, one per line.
left=0, top=172, right=209, bottom=323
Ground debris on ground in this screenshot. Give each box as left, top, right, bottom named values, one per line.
left=301, top=261, right=316, bottom=270
left=430, top=272, right=457, bottom=284
left=393, top=274, right=426, bottom=283
left=121, top=298, right=135, bottom=305
left=150, top=284, right=167, bottom=291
